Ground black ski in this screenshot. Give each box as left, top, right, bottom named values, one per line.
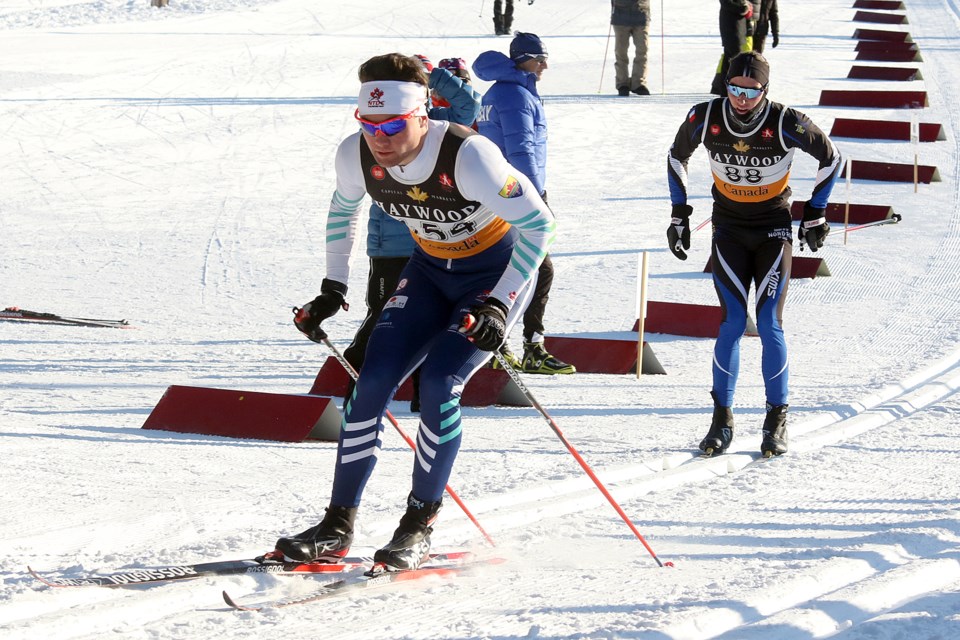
left=28, top=551, right=471, bottom=588
left=1, top=306, right=131, bottom=329
left=222, top=554, right=504, bottom=611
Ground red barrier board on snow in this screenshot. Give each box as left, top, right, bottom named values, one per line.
left=819, top=90, right=927, bottom=108
left=142, top=386, right=342, bottom=442
left=790, top=202, right=895, bottom=225
left=543, top=336, right=666, bottom=375
left=830, top=118, right=943, bottom=142
left=705, top=256, right=830, bottom=279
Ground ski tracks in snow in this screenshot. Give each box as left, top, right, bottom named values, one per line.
left=9, top=351, right=957, bottom=638
left=426, top=350, right=960, bottom=638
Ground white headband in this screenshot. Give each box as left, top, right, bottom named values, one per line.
left=358, top=80, right=428, bottom=116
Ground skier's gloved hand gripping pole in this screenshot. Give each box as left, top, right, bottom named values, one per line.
left=292, top=301, right=496, bottom=548
left=460, top=312, right=673, bottom=568
left=293, top=278, right=350, bottom=342
left=798, top=202, right=830, bottom=252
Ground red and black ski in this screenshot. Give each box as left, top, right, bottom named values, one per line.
left=28, top=551, right=471, bottom=588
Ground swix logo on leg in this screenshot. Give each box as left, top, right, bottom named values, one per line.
left=766, top=270, right=780, bottom=297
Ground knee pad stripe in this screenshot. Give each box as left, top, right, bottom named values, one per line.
left=340, top=446, right=380, bottom=464
left=438, top=425, right=463, bottom=444
left=342, top=416, right=378, bottom=432
left=342, top=431, right=379, bottom=449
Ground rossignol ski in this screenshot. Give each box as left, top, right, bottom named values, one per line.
left=28, top=551, right=472, bottom=588
left=1, top=306, right=131, bottom=329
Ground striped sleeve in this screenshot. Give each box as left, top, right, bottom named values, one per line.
left=325, top=134, right=367, bottom=286
left=456, top=135, right=556, bottom=307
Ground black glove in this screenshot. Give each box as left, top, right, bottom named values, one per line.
left=667, top=204, right=693, bottom=260
left=772, top=32, right=779, bottom=48
left=460, top=297, right=508, bottom=352
left=798, top=203, right=830, bottom=252
left=293, top=278, right=349, bottom=342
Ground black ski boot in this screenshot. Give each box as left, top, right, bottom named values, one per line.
left=275, top=505, right=356, bottom=562
left=699, top=391, right=735, bottom=456
left=760, top=403, right=789, bottom=457
left=521, top=341, right=576, bottom=375
left=373, top=492, right=442, bottom=571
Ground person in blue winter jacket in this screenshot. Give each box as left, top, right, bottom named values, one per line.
left=471, top=32, right=575, bottom=375
left=342, top=56, right=483, bottom=411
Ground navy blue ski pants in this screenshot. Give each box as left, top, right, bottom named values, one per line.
left=330, top=229, right=533, bottom=507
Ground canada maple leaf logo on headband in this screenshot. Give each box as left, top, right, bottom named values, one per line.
left=367, top=87, right=385, bottom=108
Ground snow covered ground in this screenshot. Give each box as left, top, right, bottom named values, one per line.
left=2, top=0, right=959, bottom=637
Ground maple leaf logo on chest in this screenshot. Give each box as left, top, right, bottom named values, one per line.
left=733, top=140, right=751, bottom=153
left=407, top=186, right=429, bottom=202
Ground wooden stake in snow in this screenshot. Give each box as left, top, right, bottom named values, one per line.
left=844, top=159, right=852, bottom=245
left=636, top=251, right=649, bottom=380
left=911, top=113, right=920, bottom=193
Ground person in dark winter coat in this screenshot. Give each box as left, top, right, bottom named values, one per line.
left=611, top=0, right=650, bottom=96
left=343, top=56, right=482, bottom=411
left=710, top=0, right=756, bottom=95
left=493, top=0, right=514, bottom=35
left=752, top=0, right=779, bottom=53
left=472, top=32, right=575, bottom=375
left=667, top=52, right=842, bottom=458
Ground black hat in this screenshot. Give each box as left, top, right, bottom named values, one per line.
left=726, top=51, right=769, bottom=87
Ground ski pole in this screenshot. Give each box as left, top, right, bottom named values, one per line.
left=845, top=213, right=902, bottom=234
left=479, top=0, right=485, bottom=17
left=599, top=22, right=613, bottom=94
left=693, top=216, right=712, bottom=232
left=461, top=316, right=672, bottom=568
left=315, top=332, right=496, bottom=547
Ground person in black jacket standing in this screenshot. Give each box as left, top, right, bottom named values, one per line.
left=493, top=0, right=514, bottom=36
left=611, top=0, right=650, bottom=96
left=710, top=0, right=755, bottom=95
left=752, top=0, right=780, bottom=53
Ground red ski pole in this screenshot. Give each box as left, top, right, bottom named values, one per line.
left=461, top=315, right=672, bottom=568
